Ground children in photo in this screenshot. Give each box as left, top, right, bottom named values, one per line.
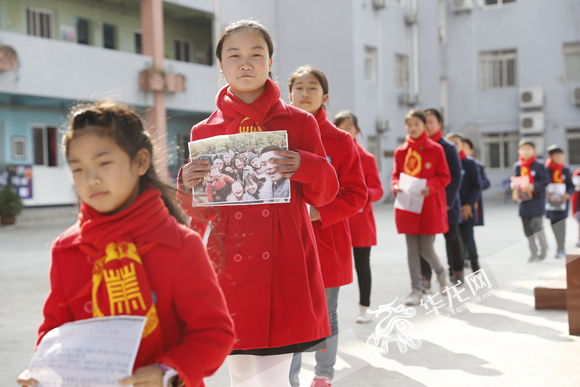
left=226, top=180, right=245, bottom=202
left=391, top=110, right=452, bottom=306
left=334, top=110, right=384, bottom=324
left=243, top=174, right=266, bottom=201
left=545, top=145, right=575, bottom=258
left=512, top=139, right=550, bottom=262
left=176, top=20, right=339, bottom=387
left=205, top=164, right=235, bottom=202
left=260, top=145, right=291, bottom=199
left=247, top=152, right=266, bottom=180
left=288, top=66, right=367, bottom=387
left=17, top=101, right=234, bottom=387
left=231, top=155, right=249, bottom=182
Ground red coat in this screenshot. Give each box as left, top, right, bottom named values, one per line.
left=391, top=137, right=451, bottom=235
left=177, top=100, right=339, bottom=350
left=313, top=111, right=367, bottom=288
left=349, top=140, right=384, bottom=247
left=38, top=216, right=234, bottom=387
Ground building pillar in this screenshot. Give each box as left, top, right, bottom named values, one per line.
left=140, top=0, right=168, bottom=182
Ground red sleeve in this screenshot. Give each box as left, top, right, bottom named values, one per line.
left=426, top=145, right=452, bottom=194
left=290, top=114, right=339, bottom=207
left=156, top=232, right=234, bottom=387
left=317, top=134, right=368, bottom=228
left=363, top=151, right=384, bottom=203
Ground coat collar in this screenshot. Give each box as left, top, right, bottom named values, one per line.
left=205, top=99, right=293, bottom=128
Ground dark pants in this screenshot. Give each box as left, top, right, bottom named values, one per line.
left=421, top=223, right=463, bottom=280
left=459, top=222, right=479, bottom=271
left=522, top=216, right=548, bottom=257
left=353, top=247, right=372, bottom=307
left=550, top=216, right=566, bottom=251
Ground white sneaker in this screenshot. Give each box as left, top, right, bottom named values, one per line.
left=405, top=290, right=423, bottom=306
left=437, top=271, right=452, bottom=295
left=356, top=305, right=372, bottom=323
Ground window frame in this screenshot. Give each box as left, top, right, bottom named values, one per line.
left=480, top=0, right=517, bottom=8
left=27, top=6, right=54, bottom=39
left=174, top=37, right=192, bottom=63
left=103, top=23, right=117, bottom=50
left=395, top=53, right=409, bottom=89
left=32, top=125, right=59, bottom=167
left=364, top=46, right=378, bottom=83
left=481, top=132, right=519, bottom=170
left=564, top=42, right=580, bottom=83
left=75, top=17, right=90, bottom=45
left=566, top=128, right=580, bottom=166
left=134, top=30, right=143, bottom=54
left=479, top=49, right=518, bottom=90
left=12, top=137, right=26, bottom=160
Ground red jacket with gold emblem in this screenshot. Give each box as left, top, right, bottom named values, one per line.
left=177, top=99, right=339, bottom=351
left=391, top=134, right=451, bottom=235
left=312, top=109, right=367, bottom=288
left=38, top=216, right=235, bottom=387
left=349, top=140, right=384, bottom=247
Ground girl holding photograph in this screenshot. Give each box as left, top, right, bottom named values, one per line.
left=177, top=20, right=339, bottom=387
left=288, top=66, right=367, bottom=387
left=391, top=110, right=452, bottom=306
left=17, top=101, right=234, bottom=387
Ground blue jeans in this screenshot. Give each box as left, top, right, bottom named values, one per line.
left=289, top=287, right=340, bottom=386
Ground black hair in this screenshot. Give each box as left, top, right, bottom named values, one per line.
left=463, top=138, right=474, bottom=150
left=518, top=139, right=535, bottom=149
left=547, top=144, right=564, bottom=155
left=405, top=109, right=426, bottom=125
left=261, top=145, right=282, bottom=155
left=424, top=108, right=443, bottom=126
left=333, top=110, right=359, bottom=129
left=446, top=132, right=464, bottom=141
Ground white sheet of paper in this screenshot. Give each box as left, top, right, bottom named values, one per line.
left=29, top=316, right=146, bottom=387
left=573, top=175, right=580, bottom=188
left=394, top=173, right=427, bottom=214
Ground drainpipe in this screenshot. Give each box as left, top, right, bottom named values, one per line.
left=411, top=0, right=420, bottom=104
left=141, top=0, right=168, bottom=182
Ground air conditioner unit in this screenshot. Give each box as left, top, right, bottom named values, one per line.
left=405, top=11, right=418, bottom=25
left=372, top=0, right=387, bottom=10
left=519, top=112, right=545, bottom=135
left=398, top=92, right=420, bottom=106
left=521, top=135, right=545, bottom=158
left=450, top=0, right=473, bottom=12
left=376, top=119, right=390, bottom=133
left=572, top=84, right=580, bottom=106
left=519, top=86, right=544, bottom=109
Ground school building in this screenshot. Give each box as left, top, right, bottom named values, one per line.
left=1, top=0, right=580, bottom=205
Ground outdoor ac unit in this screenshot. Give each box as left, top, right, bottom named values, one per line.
left=372, top=0, right=387, bottom=10
left=521, top=135, right=545, bottom=158
left=398, top=92, right=419, bottom=106
left=519, top=112, right=545, bottom=135
left=405, top=11, right=418, bottom=25
left=572, top=84, right=580, bottom=106
left=376, top=119, right=390, bottom=133
left=450, top=0, right=473, bottom=12
left=519, top=87, right=544, bottom=109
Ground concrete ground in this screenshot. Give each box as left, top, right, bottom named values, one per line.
left=1, top=201, right=579, bottom=386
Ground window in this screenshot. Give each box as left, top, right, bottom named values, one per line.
left=177, top=133, right=190, bottom=166
left=364, top=46, right=377, bottom=82
left=27, top=7, right=53, bottom=38
left=174, top=38, right=191, bottom=62
left=76, top=18, right=90, bottom=45
left=481, top=132, right=518, bottom=169
left=33, top=126, right=58, bottom=167
left=12, top=137, right=26, bottom=159
left=564, top=42, right=580, bottom=83
left=395, top=54, right=409, bottom=89
left=135, top=31, right=142, bottom=54
left=480, top=49, right=517, bottom=89
left=483, top=0, right=516, bottom=5
left=103, top=24, right=116, bottom=49
left=566, top=128, right=580, bottom=165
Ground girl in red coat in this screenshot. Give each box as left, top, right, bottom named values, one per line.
left=17, top=101, right=234, bottom=387
left=392, top=110, right=452, bottom=306
left=334, top=110, right=384, bottom=324
left=177, top=21, right=339, bottom=387
left=288, top=66, right=367, bottom=387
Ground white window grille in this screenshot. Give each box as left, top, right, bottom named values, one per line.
left=480, top=49, right=517, bottom=89
left=564, top=42, right=580, bottom=83
left=364, top=46, right=377, bottom=83
left=395, top=54, right=409, bottom=89
left=481, top=132, right=519, bottom=169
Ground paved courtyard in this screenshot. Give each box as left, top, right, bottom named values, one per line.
left=1, top=200, right=579, bottom=386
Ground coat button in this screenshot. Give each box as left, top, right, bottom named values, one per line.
left=234, top=254, right=243, bottom=262
left=84, top=301, right=93, bottom=314
left=235, top=211, right=243, bottom=220
left=262, top=251, right=270, bottom=260
left=262, top=209, right=270, bottom=217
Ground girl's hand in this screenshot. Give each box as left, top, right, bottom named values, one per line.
left=273, top=150, right=301, bottom=179
left=181, top=160, right=211, bottom=190
left=393, top=185, right=403, bottom=194
left=563, top=193, right=571, bottom=201
left=461, top=204, right=473, bottom=221
left=17, top=370, right=37, bottom=386
left=119, top=365, right=163, bottom=387
left=526, top=183, right=535, bottom=193
left=421, top=187, right=430, bottom=196
left=310, top=206, right=320, bottom=221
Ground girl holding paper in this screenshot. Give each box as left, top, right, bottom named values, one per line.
left=391, top=110, right=452, bottom=306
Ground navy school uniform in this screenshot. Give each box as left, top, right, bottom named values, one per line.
left=513, top=159, right=550, bottom=218
left=436, top=136, right=463, bottom=224
left=460, top=156, right=483, bottom=225
left=546, top=165, right=575, bottom=222
left=472, top=157, right=490, bottom=226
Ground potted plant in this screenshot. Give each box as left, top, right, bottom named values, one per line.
left=0, top=45, right=18, bottom=71
left=0, top=185, right=24, bottom=225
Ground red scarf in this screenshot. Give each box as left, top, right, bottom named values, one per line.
left=77, top=189, right=168, bottom=368
left=545, top=158, right=565, bottom=183
left=519, top=155, right=537, bottom=184
left=215, top=78, right=281, bottom=134
left=430, top=129, right=443, bottom=143
left=403, top=131, right=428, bottom=177
left=459, top=149, right=467, bottom=161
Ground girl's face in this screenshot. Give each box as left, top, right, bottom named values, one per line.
left=219, top=29, right=273, bottom=104
left=337, top=119, right=359, bottom=140
left=67, top=133, right=148, bottom=215
left=214, top=159, right=224, bottom=171
left=224, top=155, right=231, bottom=164
left=235, top=158, right=244, bottom=169
left=289, top=73, right=328, bottom=115
left=405, top=116, right=425, bottom=140
left=232, top=182, right=244, bottom=198
left=251, top=157, right=261, bottom=169
left=246, top=180, right=258, bottom=194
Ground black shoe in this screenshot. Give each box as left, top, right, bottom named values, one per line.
left=464, top=259, right=471, bottom=268
left=471, top=261, right=480, bottom=272
left=421, top=276, right=431, bottom=293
